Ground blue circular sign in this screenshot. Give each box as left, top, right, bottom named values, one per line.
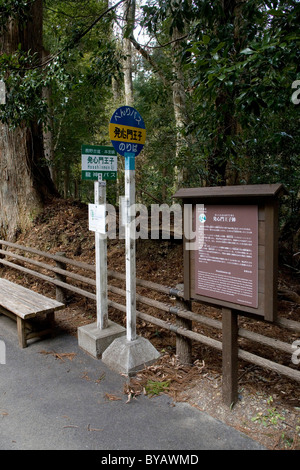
left=109, top=106, right=146, bottom=157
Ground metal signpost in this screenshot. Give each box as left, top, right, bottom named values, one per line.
left=109, top=106, right=146, bottom=342
left=93, top=175, right=108, bottom=330
left=78, top=144, right=126, bottom=359
left=102, top=106, right=159, bottom=375
left=82, top=144, right=118, bottom=330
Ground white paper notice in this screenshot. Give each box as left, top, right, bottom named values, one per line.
left=89, top=204, right=106, bottom=233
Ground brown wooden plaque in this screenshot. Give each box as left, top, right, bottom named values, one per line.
left=194, top=204, right=258, bottom=308
left=173, top=184, right=287, bottom=322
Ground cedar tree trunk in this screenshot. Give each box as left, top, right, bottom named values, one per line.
left=0, top=0, right=58, bottom=240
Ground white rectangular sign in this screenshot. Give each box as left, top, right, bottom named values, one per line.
left=82, top=154, right=118, bottom=172
left=0, top=81, right=6, bottom=105
left=89, top=204, right=106, bottom=234
left=81, top=144, right=118, bottom=181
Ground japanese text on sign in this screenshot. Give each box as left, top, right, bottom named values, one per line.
left=195, top=205, right=258, bottom=308
left=112, top=106, right=143, bottom=125
left=112, top=125, right=144, bottom=143
left=109, top=106, right=146, bottom=157
left=81, top=145, right=117, bottom=181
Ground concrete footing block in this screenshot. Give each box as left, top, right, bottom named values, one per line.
left=78, top=320, right=126, bottom=359
left=101, top=335, right=160, bottom=376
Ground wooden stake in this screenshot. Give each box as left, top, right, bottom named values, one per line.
left=175, top=284, right=192, bottom=364
left=222, top=308, right=238, bottom=407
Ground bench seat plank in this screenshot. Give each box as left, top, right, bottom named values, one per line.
left=0, top=278, right=64, bottom=319
left=0, top=278, right=65, bottom=348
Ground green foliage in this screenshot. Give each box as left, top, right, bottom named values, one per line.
left=87, top=38, right=125, bottom=87
left=251, top=396, right=285, bottom=427
left=0, top=0, right=30, bottom=28
left=134, top=72, right=176, bottom=204
left=180, top=0, right=300, bottom=188
left=41, top=0, right=121, bottom=200
left=0, top=51, right=51, bottom=127
left=145, top=379, right=170, bottom=396
left=141, top=0, right=194, bottom=35
left=1, top=0, right=299, bottom=232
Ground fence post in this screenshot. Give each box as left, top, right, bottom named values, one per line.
left=55, top=252, right=67, bottom=304
left=175, top=284, right=192, bottom=364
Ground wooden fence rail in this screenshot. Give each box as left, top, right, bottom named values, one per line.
left=0, top=239, right=299, bottom=384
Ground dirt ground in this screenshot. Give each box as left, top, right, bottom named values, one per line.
left=1, top=198, right=300, bottom=450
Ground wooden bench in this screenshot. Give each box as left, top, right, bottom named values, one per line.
left=0, top=278, right=64, bottom=348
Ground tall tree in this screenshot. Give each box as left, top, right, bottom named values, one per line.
left=170, top=5, right=191, bottom=190
left=0, top=0, right=57, bottom=240
left=130, top=0, right=194, bottom=190
left=123, top=0, right=135, bottom=106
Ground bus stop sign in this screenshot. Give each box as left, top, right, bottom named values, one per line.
left=109, top=106, right=146, bottom=158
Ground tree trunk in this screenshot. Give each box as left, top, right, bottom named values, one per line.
left=171, top=25, right=190, bottom=191
left=207, top=0, right=246, bottom=186
left=123, top=0, right=135, bottom=106
left=42, top=49, right=56, bottom=184
left=128, top=1, right=191, bottom=191
left=0, top=0, right=58, bottom=240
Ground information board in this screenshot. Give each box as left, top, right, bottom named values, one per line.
left=195, top=205, right=258, bottom=308
left=81, top=145, right=117, bottom=181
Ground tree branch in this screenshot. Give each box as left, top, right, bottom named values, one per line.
left=129, top=34, right=169, bottom=87
left=129, top=30, right=188, bottom=85
left=18, top=0, right=127, bottom=70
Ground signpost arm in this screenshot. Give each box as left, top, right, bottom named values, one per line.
left=125, top=153, right=136, bottom=342
left=94, top=178, right=108, bottom=330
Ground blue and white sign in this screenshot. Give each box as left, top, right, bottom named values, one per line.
left=109, top=106, right=146, bottom=157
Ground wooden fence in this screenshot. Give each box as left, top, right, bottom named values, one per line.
left=0, top=239, right=300, bottom=385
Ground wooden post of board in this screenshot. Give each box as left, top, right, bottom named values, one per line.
left=175, top=284, right=192, bottom=364
left=94, top=178, right=108, bottom=330
left=222, top=308, right=238, bottom=407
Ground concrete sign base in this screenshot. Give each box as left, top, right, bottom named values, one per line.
left=78, top=320, right=126, bottom=359
left=102, top=336, right=160, bottom=376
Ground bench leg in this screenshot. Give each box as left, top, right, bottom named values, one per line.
left=17, top=317, right=27, bottom=348
left=46, top=311, right=55, bottom=329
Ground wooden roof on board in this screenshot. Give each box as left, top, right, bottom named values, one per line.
left=173, top=183, right=287, bottom=200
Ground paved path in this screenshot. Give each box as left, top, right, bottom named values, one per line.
left=0, top=315, right=265, bottom=451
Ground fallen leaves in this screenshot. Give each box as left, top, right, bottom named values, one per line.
left=86, top=424, right=103, bottom=432
left=39, top=350, right=76, bottom=362
left=104, top=393, right=122, bottom=401
left=61, top=415, right=103, bottom=432
left=123, top=353, right=206, bottom=403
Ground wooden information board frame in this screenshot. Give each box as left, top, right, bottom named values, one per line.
left=173, top=184, right=286, bottom=323
left=174, top=184, right=286, bottom=406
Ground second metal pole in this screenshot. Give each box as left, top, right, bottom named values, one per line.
left=125, top=153, right=136, bottom=341
left=94, top=178, right=108, bottom=330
